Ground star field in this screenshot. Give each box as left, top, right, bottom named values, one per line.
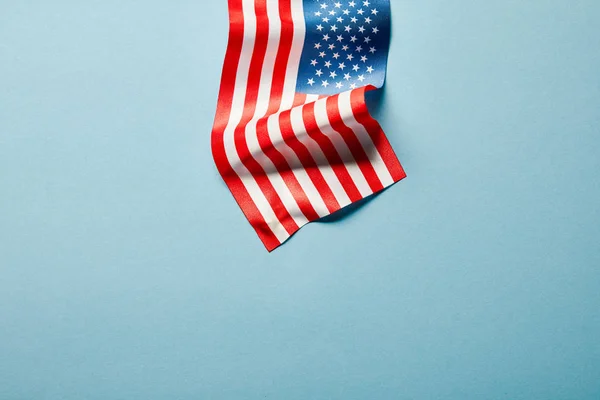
left=297, top=0, right=390, bottom=95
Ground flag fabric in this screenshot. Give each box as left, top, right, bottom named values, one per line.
left=211, top=0, right=406, bottom=251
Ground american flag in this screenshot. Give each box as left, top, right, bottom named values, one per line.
left=211, top=0, right=406, bottom=251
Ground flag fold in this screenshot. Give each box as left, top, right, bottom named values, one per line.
left=211, top=0, right=405, bottom=251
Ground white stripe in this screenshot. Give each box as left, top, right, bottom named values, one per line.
left=289, top=105, right=352, bottom=208
left=313, top=97, right=373, bottom=197
left=338, top=90, right=395, bottom=187
left=266, top=112, right=331, bottom=217
left=221, top=0, right=289, bottom=243
left=243, top=0, right=309, bottom=228
left=259, top=0, right=332, bottom=218
left=305, top=94, right=320, bottom=103
left=280, top=0, right=306, bottom=110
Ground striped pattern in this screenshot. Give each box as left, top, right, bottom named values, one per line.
left=211, top=0, right=406, bottom=251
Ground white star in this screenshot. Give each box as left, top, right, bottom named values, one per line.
left=344, top=25, right=352, bottom=32
left=335, top=82, right=343, bottom=89
left=369, top=46, right=376, bottom=53
left=344, top=73, right=351, bottom=80
left=358, top=26, right=366, bottom=33
left=365, top=17, right=372, bottom=24
left=360, top=55, right=368, bottom=62
left=350, top=16, right=358, bottom=23
left=342, top=9, right=350, bottom=15
left=372, top=26, right=379, bottom=34
left=358, top=74, right=365, bottom=81
left=363, top=0, right=370, bottom=6
left=316, top=24, right=324, bottom=31
left=366, top=66, right=374, bottom=73
left=338, top=62, right=346, bottom=70
left=311, top=59, right=318, bottom=66
left=350, top=83, right=357, bottom=89
left=328, top=43, right=336, bottom=50
left=364, top=36, right=371, bottom=43
left=348, top=1, right=356, bottom=7
left=350, top=35, right=358, bottom=43
left=315, top=69, right=323, bottom=76
left=328, top=10, right=336, bottom=16
left=352, top=64, right=360, bottom=71
left=371, top=8, right=379, bottom=16
left=330, top=25, right=338, bottom=32
left=320, top=3, right=328, bottom=10
left=332, top=52, right=340, bottom=59
left=346, top=53, right=354, bottom=61
left=357, top=9, right=365, bottom=15
left=337, top=35, right=344, bottom=42
left=330, top=71, right=337, bottom=78
left=315, top=11, right=322, bottom=17
left=321, top=80, right=330, bottom=87
left=308, top=78, right=315, bottom=86
left=314, top=43, right=322, bottom=49
left=319, top=51, right=327, bottom=58
left=356, top=45, right=363, bottom=52
left=322, top=17, right=330, bottom=23
left=334, top=2, right=342, bottom=8
left=323, top=34, right=330, bottom=41
left=336, top=17, right=343, bottom=23
left=342, top=44, right=349, bottom=51
left=324, top=60, right=332, bottom=68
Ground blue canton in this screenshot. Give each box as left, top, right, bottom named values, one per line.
left=296, top=0, right=391, bottom=95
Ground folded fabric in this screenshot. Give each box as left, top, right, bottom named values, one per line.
left=211, top=0, right=405, bottom=251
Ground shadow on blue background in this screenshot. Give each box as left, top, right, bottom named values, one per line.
left=319, top=192, right=381, bottom=223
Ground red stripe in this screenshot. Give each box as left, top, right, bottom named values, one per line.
left=265, top=0, right=294, bottom=113
left=293, top=93, right=307, bottom=107
left=302, top=101, right=363, bottom=203
left=253, top=0, right=320, bottom=223
left=232, top=0, right=299, bottom=237
left=326, top=94, right=385, bottom=193
left=350, top=86, right=407, bottom=183
left=211, top=0, right=279, bottom=250
left=279, top=108, right=341, bottom=213
left=256, top=117, right=321, bottom=222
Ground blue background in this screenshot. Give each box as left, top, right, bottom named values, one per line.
left=1, top=1, right=599, bottom=398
